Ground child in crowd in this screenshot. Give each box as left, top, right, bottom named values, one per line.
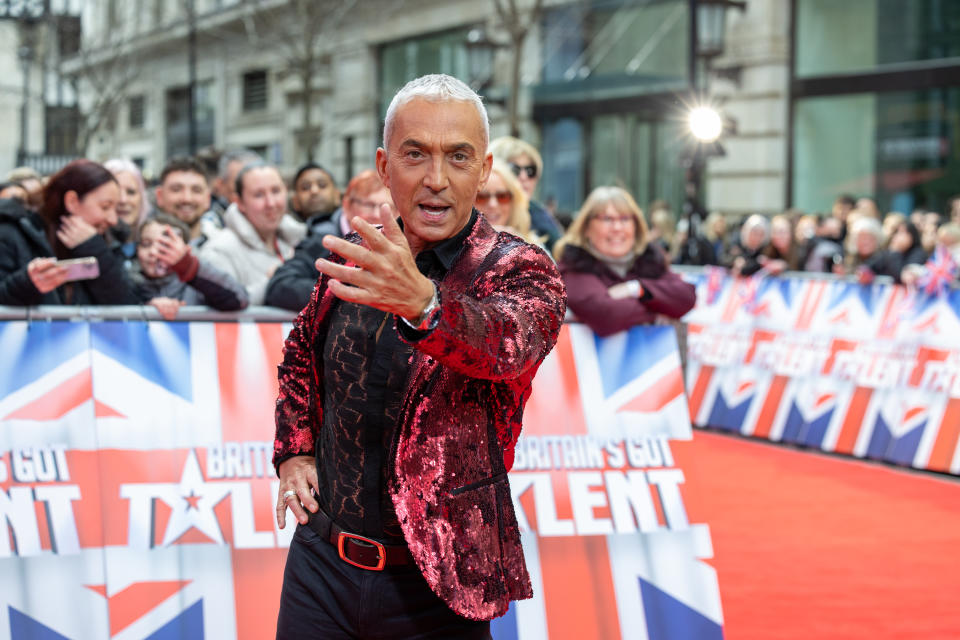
left=130, top=213, right=249, bottom=319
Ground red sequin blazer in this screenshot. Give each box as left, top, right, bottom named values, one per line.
left=273, top=214, right=566, bottom=620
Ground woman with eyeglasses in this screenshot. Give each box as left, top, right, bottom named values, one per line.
left=554, top=186, right=696, bottom=336
left=475, top=160, right=545, bottom=249
left=490, top=136, right=565, bottom=251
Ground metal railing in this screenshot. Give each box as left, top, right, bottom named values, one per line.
left=0, top=305, right=298, bottom=323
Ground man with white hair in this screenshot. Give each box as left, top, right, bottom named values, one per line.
left=272, top=74, right=566, bottom=638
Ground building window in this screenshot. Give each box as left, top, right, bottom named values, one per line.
left=107, top=0, right=119, bottom=29
left=792, top=88, right=960, bottom=215
left=56, top=15, right=81, bottom=57
left=379, top=28, right=471, bottom=118
left=242, top=70, right=268, bottom=112
left=165, top=82, right=215, bottom=158
left=128, top=95, right=145, bottom=129
left=532, top=0, right=692, bottom=215
left=796, top=0, right=960, bottom=78
left=45, top=105, right=79, bottom=156
left=791, top=0, right=960, bottom=213
left=540, top=1, right=688, bottom=93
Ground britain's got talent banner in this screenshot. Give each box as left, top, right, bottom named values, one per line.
left=683, top=269, right=960, bottom=476
left=0, top=319, right=723, bottom=640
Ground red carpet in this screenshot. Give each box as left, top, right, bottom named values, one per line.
left=673, top=431, right=960, bottom=640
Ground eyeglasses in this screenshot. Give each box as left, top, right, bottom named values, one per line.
left=509, top=163, right=537, bottom=180
left=592, top=214, right=634, bottom=227
left=350, top=197, right=395, bottom=213
left=476, top=191, right=513, bottom=206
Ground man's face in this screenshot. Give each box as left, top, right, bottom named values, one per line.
left=156, top=170, right=211, bottom=226
left=343, top=187, right=396, bottom=227
left=237, top=167, right=288, bottom=237
left=376, top=97, right=491, bottom=255
left=292, top=168, right=340, bottom=218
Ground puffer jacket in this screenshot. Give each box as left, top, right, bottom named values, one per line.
left=200, top=204, right=305, bottom=305
left=0, top=198, right=139, bottom=306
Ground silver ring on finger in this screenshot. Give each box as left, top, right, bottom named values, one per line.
left=282, top=490, right=298, bottom=501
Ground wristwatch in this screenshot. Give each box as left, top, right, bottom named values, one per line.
left=402, top=283, right=441, bottom=331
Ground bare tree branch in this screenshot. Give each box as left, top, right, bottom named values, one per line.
left=491, top=0, right=544, bottom=137
left=240, top=0, right=365, bottom=162
left=68, top=36, right=144, bottom=154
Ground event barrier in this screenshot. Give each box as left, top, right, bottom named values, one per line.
left=0, top=309, right=723, bottom=640
left=679, top=267, right=960, bottom=476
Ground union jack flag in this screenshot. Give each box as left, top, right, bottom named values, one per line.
left=496, top=324, right=725, bottom=640
left=0, top=320, right=294, bottom=640
left=916, top=245, right=958, bottom=297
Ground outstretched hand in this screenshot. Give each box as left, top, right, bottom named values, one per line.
left=315, top=204, right=434, bottom=321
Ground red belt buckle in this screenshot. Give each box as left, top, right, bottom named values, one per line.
left=337, top=531, right=386, bottom=571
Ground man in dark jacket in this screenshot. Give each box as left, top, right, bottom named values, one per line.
left=265, top=169, right=394, bottom=311
left=290, top=163, right=341, bottom=224
left=272, top=74, right=565, bottom=637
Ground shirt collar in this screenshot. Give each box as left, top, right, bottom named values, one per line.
left=399, top=208, right=478, bottom=272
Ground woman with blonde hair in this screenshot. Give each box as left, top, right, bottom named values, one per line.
left=489, top=135, right=564, bottom=249
left=554, top=186, right=696, bottom=336
left=104, top=158, right=153, bottom=260
left=475, top=159, right=542, bottom=246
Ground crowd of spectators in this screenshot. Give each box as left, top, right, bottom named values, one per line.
left=1, top=144, right=957, bottom=335
left=665, top=193, right=960, bottom=289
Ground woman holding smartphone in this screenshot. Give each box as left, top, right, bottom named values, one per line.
left=0, top=159, right=139, bottom=305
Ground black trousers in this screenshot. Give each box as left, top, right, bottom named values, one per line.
left=276, top=523, right=492, bottom=639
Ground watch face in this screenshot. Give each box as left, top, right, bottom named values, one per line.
left=416, top=288, right=440, bottom=330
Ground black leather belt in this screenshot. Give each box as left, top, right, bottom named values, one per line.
left=306, top=508, right=414, bottom=571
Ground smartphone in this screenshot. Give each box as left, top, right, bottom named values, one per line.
left=56, top=257, right=100, bottom=282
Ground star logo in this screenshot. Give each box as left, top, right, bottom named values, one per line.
left=184, top=491, right=201, bottom=510
left=158, top=450, right=231, bottom=546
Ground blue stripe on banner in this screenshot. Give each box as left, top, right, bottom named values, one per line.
left=639, top=578, right=724, bottom=640
left=706, top=391, right=752, bottom=433
left=886, top=420, right=927, bottom=467
left=91, top=322, right=193, bottom=402
left=948, top=290, right=960, bottom=321
left=856, top=283, right=882, bottom=315
left=773, top=278, right=799, bottom=308
left=825, top=281, right=857, bottom=312
left=144, top=600, right=204, bottom=640
left=801, top=410, right=834, bottom=449
left=866, top=415, right=894, bottom=461
left=8, top=607, right=72, bottom=640
left=780, top=403, right=806, bottom=444
left=781, top=403, right=834, bottom=448
left=0, top=322, right=88, bottom=396
left=593, top=325, right=676, bottom=398
left=490, top=602, right=519, bottom=640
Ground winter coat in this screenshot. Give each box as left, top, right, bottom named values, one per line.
left=265, top=208, right=345, bottom=311
left=199, top=203, right=306, bottom=305
left=558, top=243, right=696, bottom=336
left=0, top=198, right=139, bottom=306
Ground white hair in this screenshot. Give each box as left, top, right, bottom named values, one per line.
left=382, top=74, right=489, bottom=149
left=850, top=216, right=883, bottom=243
left=740, top=213, right=770, bottom=246
left=103, top=157, right=152, bottom=226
